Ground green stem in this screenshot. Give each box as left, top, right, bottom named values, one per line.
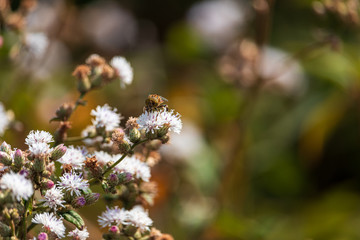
left=88, top=139, right=149, bottom=184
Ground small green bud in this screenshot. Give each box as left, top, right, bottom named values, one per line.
left=157, top=125, right=169, bottom=138
left=129, top=128, right=141, bottom=143
left=0, top=152, right=12, bottom=166
left=14, top=149, right=25, bottom=170
left=50, top=144, right=67, bottom=161
left=0, top=142, right=11, bottom=155
left=84, top=192, right=100, bottom=205
left=33, top=156, right=46, bottom=173
left=118, top=140, right=131, bottom=154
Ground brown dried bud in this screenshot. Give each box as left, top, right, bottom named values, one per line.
left=55, top=103, right=74, bottom=121
left=85, top=156, right=103, bottom=178
left=86, top=54, right=105, bottom=67
left=54, top=121, right=72, bottom=144
left=111, top=128, right=125, bottom=144
left=73, top=65, right=91, bottom=94
left=125, top=117, right=139, bottom=130
left=102, top=64, right=115, bottom=83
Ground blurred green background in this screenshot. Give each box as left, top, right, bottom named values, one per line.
left=3, top=0, right=360, bottom=239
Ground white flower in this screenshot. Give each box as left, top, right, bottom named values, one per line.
left=32, top=212, right=65, bottom=238
left=57, top=146, right=86, bottom=169
left=125, top=206, right=153, bottom=232
left=28, top=142, right=51, bottom=155
left=93, top=151, right=116, bottom=165
left=0, top=172, right=33, bottom=201
left=110, top=56, right=133, bottom=88
left=115, top=156, right=150, bottom=182
left=81, top=125, right=101, bottom=145
left=137, top=110, right=182, bottom=134
left=0, top=103, right=13, bottom=136
left=98, top=206, right=128, bottom=228
left=59, top=172, right=89, bottom=196
left=42, top=187, right=65, bottom=211
left=68, top=227, right=89, bottom=240
left=25, top=130, right=54, bottom=146
left=25, top=32, right=49, bottom=58
left=91, top=104, right=122, bottom=132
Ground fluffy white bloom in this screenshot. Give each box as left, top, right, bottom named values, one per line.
left=125, top=206, right=153, bottom=232
left=98, top=206, right=128, bottom=228
left=42, top=187, right=65, bottom=211
left=137, top=110, right=182, bottom=134
left=187, top=0, right=247, bottom=49
left=115, top=156, right=150, bottom=182
left=0, top=103, right=13, bottom=136
left=28, top=142, right=51, bottom=155
left=25, top=130, right=54, bottom=146
left=91, top=104, right=121, bottom=132
left=32, top=212, right=65, bottom=238
left=110, top=56, right=133, bottom=88
left=93, top=151, right=117, bottom=165
left=0, top=172, right=33, bottom=201
left=25, top=32, right=49, bottom=58
left=59, top=172, right=89, bottom=196
left=57, top=146, right=86, bottom=169
left=68, top=228, right=89, bottom=240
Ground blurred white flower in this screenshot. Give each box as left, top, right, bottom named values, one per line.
left=24, top=32, right=49, bottom=58
left=115, top=156, right=151, bottom=182
left=32, top=212, right=65, bottom=238
left=68, top=227, right=89, bottom=240
left=91, top=104, right=122, bottom=132
left=0, top=103, right=13, bottom=136
left=0, top=172, right=33, bottom=201
left=57, top=146, right=86, bottom=169
left=187, top=0, right=249, bottom=49
left=110, top=56, right=134, bottom=88
left=125, top=205, right=153, bottom=232
left=98, top=206, right=128, bottom=228
left=259, top=47, right=306, bottom=96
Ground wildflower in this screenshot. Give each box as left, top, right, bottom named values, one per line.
left=25, top=130, right=54, bottom=146
left=59, top=172, right=89, bottom=196
left=93, top=151, right=117, bottom=166
left=42, top=187, right=65, bottom=211
left=0, top=172, right=33, bottom=201
left=115, top=156, right=151, bottom=182
left=98, top=206, right=128, bottom=228
left=32, top=212, right=65, bottom=238
left=137, top=110, right=182, bottom=134
left=0, top=103, right=13, bottom=136
left=91, top=104, right=122, bottom=132
left=57, top=146, right=86, bottom=169
left=68, top=227, right=89, bottom=240
left=28, top=142, right=51, bottom=155
left=110, top=56, right=133, bottom=88
left=125, top=205, right=153, bottom=232
left=24, top=32, right=49, bottom=58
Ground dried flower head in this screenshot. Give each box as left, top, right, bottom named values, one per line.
left=86, top=54, right=106, bottom=67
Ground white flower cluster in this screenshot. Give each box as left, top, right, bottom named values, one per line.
left=90, top=104, right=122, bottom=132
left=25, top=130, right=54, bottom=155
left=59, top=172, right=89, bottom=196
left=115, top=155, right=151, bottom=182
left=110, top=56, right=134, bottom=88
left=0, top=172, right=33, bottom=201
left=98, top=205, right=153, bottom=232
left=57, top=146, right=86, bottom=169
left=32, top=212, right=66, bottom=238
left=0, top=102, right=13, bottom=136
left=137, top=110, right=182, bottom=134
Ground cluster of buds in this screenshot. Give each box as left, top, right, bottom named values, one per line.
left=313, top=0, right=360, bottom=26
left=72, top=54, right=133, bottom=94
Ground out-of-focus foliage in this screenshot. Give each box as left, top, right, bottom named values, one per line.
left=2, top=0, right=360, bottom=239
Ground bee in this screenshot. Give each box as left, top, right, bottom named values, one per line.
left=144, top=94, right=169, bottom=112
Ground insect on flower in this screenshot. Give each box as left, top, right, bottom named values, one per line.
left=144, top=94, right=169, bottom=112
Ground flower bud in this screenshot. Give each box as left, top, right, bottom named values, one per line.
left=71, top=196, right=86, bottom=208
left=55, top=103, right=74, bottom=121
left=50, top=144, right=67, bottom=161
left=101, top=180, right=110, bottom=193
left=13, top=149, right=24, bottom=170
left=41, top=179, right=54, bottom=190
left=0, top=152, right=12, bottom=166
left=33, top=156, right=46, bottom=173
left=73, top=65, right=91, bottom=94
left=84, top=192, right=100, bottom=205
left=160, top=133, right=170, bottom=144
left=108, top=173, right=118, bottom=187
left=118, top=140, right=131, bottom=154
left=0, top=222, right=11, bottom=237
left=0, top=142, right=11, bottom=155
left=37, top=232, right=48, bottom=240
left=109, top=225, right=120, bottom=234
left=129, top=128, right=141, bottom=143
left=157, top=125, right=169, bottom=138
left=118, top=172, right=132, bottom=184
